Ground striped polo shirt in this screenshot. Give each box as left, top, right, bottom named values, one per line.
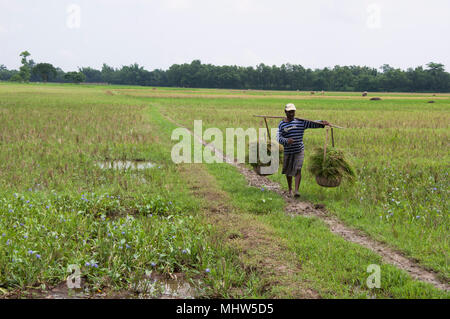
left=277, top=118, right=325, bottom=154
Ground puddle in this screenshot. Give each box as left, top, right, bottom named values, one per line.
left=133, top=272, right=198, bottom=299
left=96, top=160, right=156, bottom=170
left=9, top=273, right=198, bottom=299
left=44, top=281, right=88, bottom=299
left=8, top=279, right=89, bottom=299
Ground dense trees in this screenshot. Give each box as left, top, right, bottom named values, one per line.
left=0, top=64, right=19, bottom=81
left=64, top=71, right=86, bottom=84
left=158, top=61, right=450, bottom=92
left=79, top=67, right=102, bottom=83
left=32, top=63, right=57, bottom=82
left=2, top=53, right=449, bottom=92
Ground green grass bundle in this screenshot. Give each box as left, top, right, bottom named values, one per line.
left=308, top=147, right=356, bottom=186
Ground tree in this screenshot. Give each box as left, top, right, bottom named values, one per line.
left=10, top=74, right=22, bottom=82
left=64, top=71, right=86, bottom=84
left=426, top=62, right=445, bottom=73
left=32, top=63, right=57, bottom=82
left=20, top=51, right=31, bottom=65
left=426, top=62, right=449, bottom=92
left=79, top=67, right=102, bottom=83
left=115, top=63, right=149, bottom=85
left=18, top=51, right=32, bottom=82
left=101, top=64, right=117, bottom=83
left=0, top=65, right=17, bottom=81
left=53, top=68, right=67, bottom=83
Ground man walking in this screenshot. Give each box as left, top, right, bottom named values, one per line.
left=277, top=103, right=329, bottom=197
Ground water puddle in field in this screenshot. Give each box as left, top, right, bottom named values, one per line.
left=19, top=273, right=198, bottom=299
left=96, top=160, right=156, bottom=170
left=13, top=279, right=89, bottom=299
left=133, top=272, right=197, bottom=299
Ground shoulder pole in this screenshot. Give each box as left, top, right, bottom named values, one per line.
left=253, top=115, right=345, bottom=129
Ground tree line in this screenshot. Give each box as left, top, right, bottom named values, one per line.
left=1, top=51, right=449, bottom=92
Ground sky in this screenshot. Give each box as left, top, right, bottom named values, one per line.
left=1, top=0, right=449, bottom=72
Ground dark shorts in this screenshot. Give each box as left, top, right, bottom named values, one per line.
left=282, top=150, right=304, bottom=177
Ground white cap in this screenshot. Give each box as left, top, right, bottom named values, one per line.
left=285, top=103, right=296, bottom=111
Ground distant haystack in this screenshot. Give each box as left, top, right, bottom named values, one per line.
left=321, top=90, right=325, bottom=95
left=362, top=91, right=368, bottom=97
left=370, top=97, right=382, bottom=101
left=428, top=101, right=435, bottom=103
left=310, top=91, right=315, bottom=95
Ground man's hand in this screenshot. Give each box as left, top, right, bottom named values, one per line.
left=287, top=138, right=294, bottom=145
left=321, top=120, right=330, bottom=126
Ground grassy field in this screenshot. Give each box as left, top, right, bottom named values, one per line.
left=0, top=82, right=448, bottom=298
left=149, top=89, right=449, bottom=280
left=0, top=83, right=258, bottom=298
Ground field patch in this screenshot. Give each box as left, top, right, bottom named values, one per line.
left=0, top=83, right=448, bottom=298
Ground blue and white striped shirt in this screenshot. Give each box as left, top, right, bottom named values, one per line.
left=277, top=119, right=325, bottom=154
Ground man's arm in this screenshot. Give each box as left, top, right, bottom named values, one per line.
left=277, top=123, right=288, bottom=146
left=304, top=120, right=329, bottom=129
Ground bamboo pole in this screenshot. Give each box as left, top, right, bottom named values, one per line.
left=331, top=127, right=335, bottom=147
left=323, top=126, right=329, bottom=164
left=263, top=117, right=271, bottom=141
left=253, top=115, right=345, bottom=129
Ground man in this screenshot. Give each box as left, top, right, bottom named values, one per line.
left=277, top=103, right=329, bottom=198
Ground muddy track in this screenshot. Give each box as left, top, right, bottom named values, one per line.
left=162, top=113, right=449, bottom=291
left=238, top=166, right=449, bottom=291
left=179, top=163, right=320, bottom=298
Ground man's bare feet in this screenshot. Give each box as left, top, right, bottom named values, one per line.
left=294, top=191, right=300, bottom=198
left=288, top=190, right=293, bottom=197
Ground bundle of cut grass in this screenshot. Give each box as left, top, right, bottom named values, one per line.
left=308, top=147, right=355, bottom=187
left=247, top=141, right=283, bottom=176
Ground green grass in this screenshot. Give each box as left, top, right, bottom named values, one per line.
left=0, top=82, right=448, bottom=298
left=130, top=88, right=449, bottom=281
left=0, top=83, right=262, bottom=298
left=205, top=162, right=448, bottom=298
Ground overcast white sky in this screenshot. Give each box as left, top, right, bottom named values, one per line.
left=1, top=0, right=449, bottom=71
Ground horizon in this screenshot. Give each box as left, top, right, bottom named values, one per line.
left=3, top=56, right=449, bottom=74
left=1, top=56, right=448, bottom=74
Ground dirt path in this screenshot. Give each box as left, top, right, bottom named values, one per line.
left=163, top=113, right=449, bottom=292
left=178, top=163, right=319, bottom=298
left=238, top=166, right=449, bottom=291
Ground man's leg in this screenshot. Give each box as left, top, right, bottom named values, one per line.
left=294, top=150, right=304, bottom=197
left=294, top=171, right=302, bottom=196
left=286, top=175, right=293, bottom=196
